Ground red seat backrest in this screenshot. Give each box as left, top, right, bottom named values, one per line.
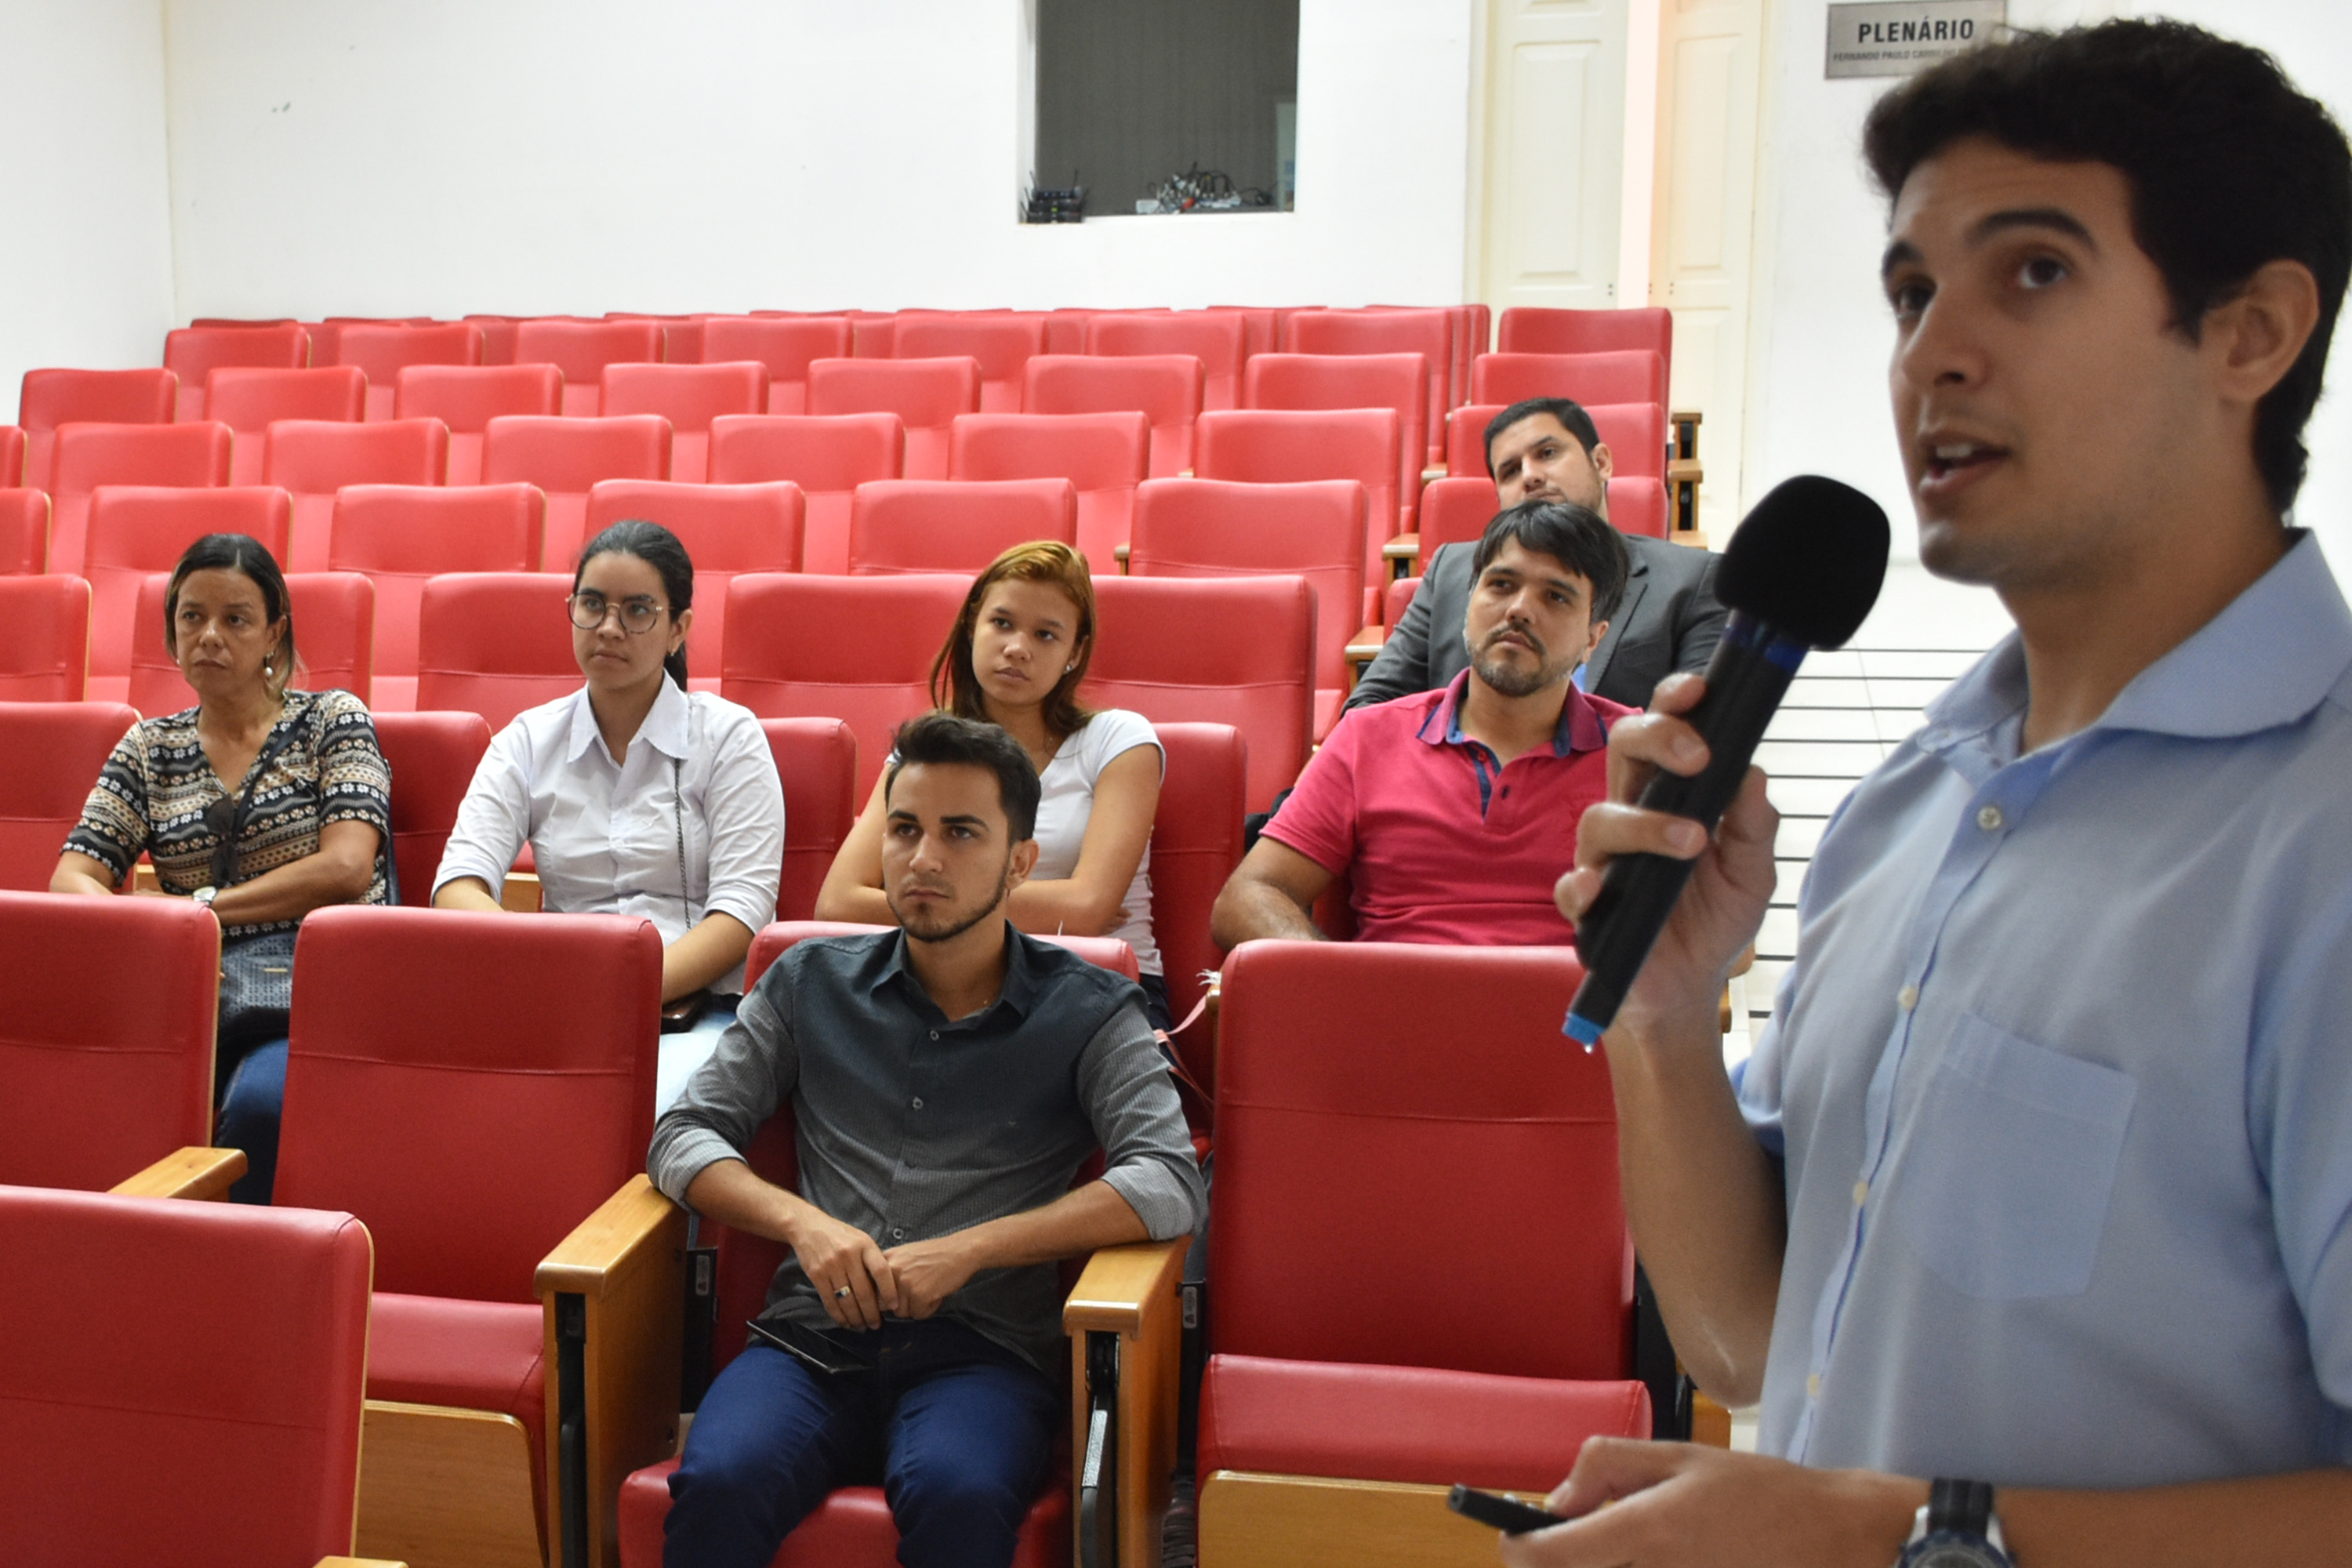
left=1415, top=474, right=1667, bottom=559
left=1584, top=401, right=1668, bottom=481
left=327, top=484, right=543, bottom=694
left=129, top=570, right=376, bottom=715
left=414, top=571, right=581, bottom=731
left=1192, top=408, right=1403, bottom=589
left=0, top=578, right=89, bottom=701
left=481, top=413, right=671, bottom=571
left=1243, top=352, right=1427, bottom=539
left=1283, top=308, right=1453, bottom=454
left=264, top=417, right=450, bottom=572
left=0, top=701, right=135, bottom=891
left=83, top=487, right=292, bottom=683
left=699, top=318, right=854, bottom=416
left=948, top=412, right=1149, bottom=563
left=0, top=883, right=211, bottom=1181
left=2, top=488, right=49, bottom=574
left=846, top=477, right=1076, bottom=577
left=1497, top=306, right=1672, bottom=365
left=600, top=363, right=771, bottom=483
left=372, top=710, right=494, bottom=906
left=277, top=905, right=661, bottom=1302
left=165, top=325, right=312, bottom=419
left=894, top=315, right=1047, bottom=414
left=1, top=427, right=24, bottom=489
left=1022, top=354, right=1204, bottom=478
left=805, top=358, right=981, bottom=481
left=335, top=323, right=484, bottom=420
left=706, top=413, right=905, bottom=575
left=1386, top=575, right=1419, bottom=630
left=1087, top=310, right=1249, bottom=412
left=465, top=315, right=522, bottom=367
left=1211, top=942, right=1631, bottom=1380
left=1044, top=309, right=1092, bottom=354
left=45, top=422, right=233, bottom=575
left=1472, top=350, right=1665, bottom=412
left=1143, top=722, right=1246, bottom=1079
left=0, top=1184, right=372, bottom=1562
left=760, top=717, right=858, bottom=924
left=585, top=480, right=804, bottom=684
left=511, top=318, right=664, bottom=416
left=393, top=364, right=564, bottom=485
left=18, top=368, right=178, bottom=492
left=206, top=368, right=367, bottom=485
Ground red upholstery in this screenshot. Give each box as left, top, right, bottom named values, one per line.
left=1243, top=352, right=1427, bottom=545
left=1, top=488, right=47, bottom=573
left=1446, top=401, right=1667, bottom=481
left=658, top=319, right=709, bottom=365
left=1088, top=310, right=1248, bottom=410
left=1022, top=353, right=1203, bottom=477
left=895, top=314, right=1046, bottom=413
left=0, top=885, right=212, bottom=1184
left=1454, top=304, right=1493, bottom=408
left=849, top=313, right=898, bottom=358
left=1283, top=308, right=1454, bottom=458
left=1083, top=575, right=1314, bottom=813
left=481, top=413, right=672, bottom=571
left=1, top=426, right=22, bottom=489
left=949, top=412, right=1149, bottom=564
left=619, top=1461, right=1069, bottom=1568
left=372, top=709, right=492, bottom=904
left=82, top=487, right=292, bottom=691
left=1416, top=473, right=1668, bottom=561
left=760, top=717, right=858, bottom=924
left=806, top=358, right=981, bottom=480
left=846, top=477, right=1076, bottom=576
left=1043, top=309, right=1091, bottom=354
left=1212, top=307, right=1288, bottom=359
left=707, top=413, right=905, bottom=575
left=1192, top=408, right=1403, bottom=590
left=0, top=1185, right=372, bottom=1566
left=330, top=483, right=546, bottom=710
left=1141, top=722, right=1246, bottom=1076
left=165, top=324, right=311, bottom=419
left=205, top=368, right=367, bottom=484
left=1386, top=575, right=1418, bottom=630
left=720, top=573, right=965, bottom=795
left=1497, top=305, right=1672, bottom=366
left=700, top=317, right=854, bottom=415
left=17, top=368, right=177, bottom=492
left=335, top=322, right=485, bottom=419
left=1472, top=350, right=1666, bottom=412
left=264, top=416, right=449, bottom=571
left=1605, top=476, right=1670, bottom=541
left=0, top=579, right=89, bottom=701
left=601, top=362, right=771, bottom=482
left=394, top=363, right=564, bottom=484
left=129, top=570, right=376, bottom=715
left=414, top=572, right=581, bottom=731
left=45, top=422, right=232, bottom=575
left=466, top=315, right=524, bottom=367
left=586, top=480, right=804, bottom=687
left=365, top=1291, right=549, bottom=1512
left=512, top=318, right=664, bottom=416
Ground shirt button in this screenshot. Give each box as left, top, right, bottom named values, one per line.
left=1896, top=984, right=1918, bottom=1011
left=1976, top=804, right=2004, bottom=832
left=1806, top=1373, right=1823, bottom=1399
left=910, top=1097, right=924, bottom=1110
left=891, top=1228, right=906, bottom=1240
left=1852, top=1180, right=1870, bottom=1207
left=929, top=1029, right=939, bottom=1040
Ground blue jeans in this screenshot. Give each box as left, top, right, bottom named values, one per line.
left=666, top=1318, right=1058, bottom=1568
left=215, top=1037, right=287, bottom=1205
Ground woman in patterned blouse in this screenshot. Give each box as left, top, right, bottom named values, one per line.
left=53, top=533, right=391, bottom=1201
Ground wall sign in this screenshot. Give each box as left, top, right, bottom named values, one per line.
left=1826, top=1, right=2005, bottom=79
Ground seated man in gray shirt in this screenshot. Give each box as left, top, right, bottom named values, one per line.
left=648, top=711, right=1206, bottom=1568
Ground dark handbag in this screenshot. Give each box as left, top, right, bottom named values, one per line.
left=217, top=927, right=299, bottom=1057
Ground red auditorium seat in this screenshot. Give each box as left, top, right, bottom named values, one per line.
left=1283, top=307, right=1454, bottom=459
left=205, top=367, right=367, bottom=485
left=511, top=317, right=664, bottom=416
left=45, top=421, right=233, bottom=576
left=1192, top=408, right=1403, bottom=591
left=894, top=313, right=1047, bottom=413
left=806, top=357, right=979, bottom=480
left=848, top=311, right=898, bottom=358
left=2, top=488, right=46, bottom=572
left=1142, top=721, right=1247, bottom=1079
left=335, top=321, right=485, bottom=419
left=0, top=1185, right=374, bottom=1565
left=1386, top=575, right=1419, bottom=633
left=330, top=484, right=544, bottom=711
left=164, top=322, right=311, bottom=419
left=1210, top=306, right=1287, bottom=359
left=264, top=416, right=448, bottom=571
left=1128, top=478, right=1369, bottom=741
left=1445, top=400, right=1668, bottom=481
left=1085, top=575, right=1315, bottom=812
left=129, top=570, right=376, bottom=714
left=372, top=709, right=494, bottom=905
left=720, top=572, right=965, bottom=794
left=949, top=411, right=1149, bottom=562
left=1022, top=353, right=1204, bottom=478
left=0, top=578, right=90, bottom=701
left=394, top=362, right=564, bottom=484
left=0, top=702, right=133, bottom=892
left=604, top=314, right=708, bottom=364
left=600, top=361, right=769, bottom=483
left=1394, top=475, right=1667, bottom=588
left=1, top=425, right=22, bottom=487
left=481, top=413, right=671, bottom=571
left=1497, top=304, right=1672, bottom=365
left=275, top=904, right=676, bottom=1568
left=706, top=412, right=903, bottom=575
left=1196, top=942, right=1650, bottom=1563
left=760, top=717, right=858, bottom=923
left=1044, top=307, right=1092, bottom=354
left=1088, top=310, right=1249, bottom=411
left=466, top=314, right=523, bottom=366
left=847, top=477, right=1076, bottom=576
left=700, top=316, right=854, bottom=415
left=415, top=572, right=580, bottom=730
left=1243, top=352, right=1428, bottom=542
left=1472, top=349, right=1666, bottom=412
left=17, top=367, right=177, bottom=492
left=585, top=480, right=804, bottom=688
left=82, top=486, right=291, bottom=702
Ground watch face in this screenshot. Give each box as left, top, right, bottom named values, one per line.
left=1906, top=1539, right=2009, bottom=1568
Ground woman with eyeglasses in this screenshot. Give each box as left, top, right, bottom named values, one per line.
left=51, top=532, right=392, bottom=1203
left=433, top=521, right=785, bottom=1109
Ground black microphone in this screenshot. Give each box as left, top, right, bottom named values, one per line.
left=1563, top=475, right=1889, bottom=1046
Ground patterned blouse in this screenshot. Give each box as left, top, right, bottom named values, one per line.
left=65, top=688, right=394, bottom=936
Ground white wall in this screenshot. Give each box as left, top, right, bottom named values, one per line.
left=0, top=0, right=177, bottom=424
left=159, top=0, right=1475, bottom=320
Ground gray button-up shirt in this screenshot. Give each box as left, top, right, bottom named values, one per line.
left=649, top=924, right=1205, bottom=1373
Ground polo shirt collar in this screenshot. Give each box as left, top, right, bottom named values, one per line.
left=1417, top=667, right=1608, bottom=757
left=564, top=673, right=691, bottom=765
left=871, top=919, right=1039, bottom=1025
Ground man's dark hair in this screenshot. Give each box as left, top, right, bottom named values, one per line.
left=1471, top=500, right=1629, bottom=625
left=885, top=712, right=1041, bottom=843
left=1863, top=19, right=2352, bottom=514
left=1482, top=397, right=1602, bottom=477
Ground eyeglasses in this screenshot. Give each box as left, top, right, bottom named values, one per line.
left=567, top=591, right=668, bottom=634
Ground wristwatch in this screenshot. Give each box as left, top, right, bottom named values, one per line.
left=191, top=885, right=218, bottom=909
left=1896, top=1479, right=2013, bottom=1567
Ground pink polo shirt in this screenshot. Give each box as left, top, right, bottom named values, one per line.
left=1263, top=670, right=1632, bottom=946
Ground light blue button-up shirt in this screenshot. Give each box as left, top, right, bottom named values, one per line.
left=1740, top=532, right=2352, bottom=1486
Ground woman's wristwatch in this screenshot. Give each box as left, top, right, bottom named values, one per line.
left=1896, top=1479, right=2014, bottom=1567
left=191, top=885, right=218, bottom=909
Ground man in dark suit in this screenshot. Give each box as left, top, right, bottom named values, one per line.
left=1348, top=397, right=1726, bottom=711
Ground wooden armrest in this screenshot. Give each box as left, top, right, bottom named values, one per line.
left=1670, top=409, right=1702, bottom=427
left=1066, top=1238, right=1188, bottom=1568
left=1419, top=463, right=1447, bottom=485
left=1730, top=942, right=1755, bottom=978
left=1064, top=1237, right=1187, bottom=1338
left=133, top=862, right=161, bottom=894
left=1343, top=626, right=1388, bottom=666
left=499, top=872, right=542, bottom=913
left=1673, top=531, right=1711, bottom=550
left=110, top=1145, right=247, bottom=1200
left=536, top=1173, right=681, bottom=1299
left=1381, top=532, right=1420, bottom=562
left=1664, top=456, right=1704, bottom=485
left=1691, top=1392, right=1733, bottom=1447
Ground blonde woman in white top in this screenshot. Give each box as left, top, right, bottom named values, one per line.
left=815, top=540, right=1170, bottom=1027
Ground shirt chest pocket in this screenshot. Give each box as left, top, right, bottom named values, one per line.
left=1884, top=1013, right=2137, bottom=1300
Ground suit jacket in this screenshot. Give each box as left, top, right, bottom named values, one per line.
left=1348, top=532, right=1727, bottom=712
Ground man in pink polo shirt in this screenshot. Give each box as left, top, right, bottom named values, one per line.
left=1211, top=499, right=1633, bottom=948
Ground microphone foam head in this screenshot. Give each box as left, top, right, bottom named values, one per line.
left=1716, top=476, right=1889, bottom=648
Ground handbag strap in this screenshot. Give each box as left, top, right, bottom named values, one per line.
left=218, top=700, right=317, bottom=885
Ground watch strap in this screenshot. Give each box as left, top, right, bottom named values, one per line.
left=1928, top=1478, right=1994, bottom=1538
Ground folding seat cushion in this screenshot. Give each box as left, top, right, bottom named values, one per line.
left=1022, top=354, right=1203, bottom=479
left=806, top=358, right=980, bottom=480
left=1087, top=310, right=1248, bottom=411
left=394, top=363, right=564, bottom=484
left=0, top=701, right=136, bottom=894
left=0, top=578, right=89, bottom=701
left=1283, top=308, right=1454, bottom=459
left=585, top=479, right=804, bottom=688
left=415, top=572, right=581, bottom=730
left=511, top=318, right=664, bottom=416
left=263, top=416, right=449, bottom=571
left=129, top=571, right=376, bottom=716
left=1139, top=721, right=1246, bottom=1077
left=1192, top=408, right=1403, bottom=590
left=81, top=487, right=291, bottom=698
left=1243, top=352, right=1428, bottom=542
left=600, top=361, right=770, bottom=482
left=205, top=367, right=367, bottom=484
left=1, top=426, right=22, bottom=488
left=165, top=323, right=311, bottom=419
left=335, top=321, right=485, bottom=419
left=480, top=413, right=670, bottom=571
left=1497, top=304, right=1673, bottom=364
left=761, top=716, right=858, bottom=923
left=45, top=422, right=234, bottom=576
left=894, top=314, right=1047, bottom=413
left=949, top=411, right=1149, bottom=561
left=328, top=484, right=545, bottom=711
left=1472, top=350, right=1667, bottom=412
left=17, top=368, right=177, bottom=492
left=2, top=488, right=47, bottom=573
left=372, top=710, right=494, bottom=906
left=846, top=477, right=1076, bottom=576
left=707, top=413, right=903, bottom=575
left=700, top=317, right=854, bottom=415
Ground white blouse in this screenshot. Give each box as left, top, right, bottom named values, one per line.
left=434, top=678, right=786, bottom=994
left=1033, top=709, right=1163, bottom=977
